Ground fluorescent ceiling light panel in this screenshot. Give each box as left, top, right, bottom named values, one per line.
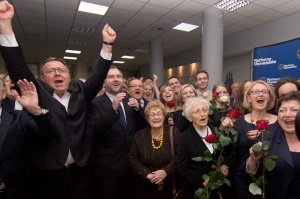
left=113, top=61, right=125, bottom=64
left=65, top=50, right=81, bottom=54
left=121, top=55, right=135, bottom=59
left=213, top=0, right=250, bottom=11
left=172, top=23, right=199, bottom=32
left=78, top=1, right=109, bottom=15
left=64, top=56, right=77, bottom=60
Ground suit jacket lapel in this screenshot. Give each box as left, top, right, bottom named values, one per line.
left=0, top=110, right=13, bottom=152
left=190, top=127, right=209, bottom=153
left=274, top=129, right=294, bottom=169
left=103, top=94, right=127, bottom=132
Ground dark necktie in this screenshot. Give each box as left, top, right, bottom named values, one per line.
left=117, top=105, right=127, bottom=129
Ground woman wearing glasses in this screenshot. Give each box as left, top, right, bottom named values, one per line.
left=128, top=100, right=180, bottom=199
left=222, top=80, right=279, bottom=198
left=177, top=97, right=230, bottom=198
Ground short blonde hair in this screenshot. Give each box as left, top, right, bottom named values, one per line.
left=144, top=100, right=166, bottom=121
left=243, top=80, right=276, bottom=111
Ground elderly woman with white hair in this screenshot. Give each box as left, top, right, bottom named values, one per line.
left=176, top=97, right=231, bottom=199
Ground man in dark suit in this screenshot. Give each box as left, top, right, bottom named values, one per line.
left=127, top=77, right=149, bottom=128
left=89, top=66, right=145, bottom=199
left=0, top=1, right=116, bottom=198
left=0, top=78, right=55, bottom=199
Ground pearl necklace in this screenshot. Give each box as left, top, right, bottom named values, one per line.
left=250, top=113, right=269, bottom=125
left=151, top=132, right=163, bottom=150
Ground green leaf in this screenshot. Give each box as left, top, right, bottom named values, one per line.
left=264, top=157, right=277, bottom=171
left=219, top=134, right=231, bottom=147
left=262, top=141, right=271, bottom=150
left=256, top=176, right=264, bottom=187
left=249, top=183, right=262, bottom=195
left=268, top=155, right=278, bottom=160
left=192, top=157, right=205, bottom=162
left=231, top=128, right=239, bottom=143
left=194, top=188, right=206, bottom=198
left=202, top=174, right=210, bottom=181
left=252, top=144, right=262, bottom=154
left=223, top=178, right=231, bottom=187
left=212, top=143, right=220, bottom=150
left=204, top=150, right=212, bottom=158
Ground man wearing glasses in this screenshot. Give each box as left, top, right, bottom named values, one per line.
left=0, top=1, right=116, bottom=198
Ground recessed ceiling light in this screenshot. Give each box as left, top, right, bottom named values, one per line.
left=65, top=50, right=81, bottom=54
left=150, top=27, right=164, bottom=32
left=213, top=0, right=250, bottom=11
left=135, top=48, right=149, bottom=53
left=172, top=23, right=199, bottom=32
left=72, top=26, right=95, bottom=34
left=68, top=40, right=87, bottom=46
left=121, top=55, right=135, bottom=59
left=113, top=61, right=125, bottom=64
left=78, top=1, right=109, bottom=15
left=64, top=56, right=77, bottom=60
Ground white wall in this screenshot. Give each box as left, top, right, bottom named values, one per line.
left=138, top=11, right=300, bottom=84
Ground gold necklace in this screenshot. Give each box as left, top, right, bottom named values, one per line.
left=285, top=133, right=298, bottom=141
left=151, top=133, right=163, bottom=150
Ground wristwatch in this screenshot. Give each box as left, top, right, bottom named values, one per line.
left=40, top=108, right=49, bottom=115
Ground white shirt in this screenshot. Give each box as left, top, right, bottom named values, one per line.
left=195, top=126, right=214, bottom=154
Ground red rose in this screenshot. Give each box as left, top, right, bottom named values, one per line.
left=167, top=101, right=175, bottom=108
left=256, top=119, right=268, bottom=131
left=212, top=92, right=219, bottom=98
left=228, top=109, right=242, bottom=119
left=205, top=134, right=216, bottom=143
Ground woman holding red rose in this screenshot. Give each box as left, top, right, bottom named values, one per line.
left=209, top=83, right=231, bottom=130
left=222, top=80, right=279, bottom=198
left=246, top=91, right=300, bottom=199
left=177, top=97, right=230, bottom=198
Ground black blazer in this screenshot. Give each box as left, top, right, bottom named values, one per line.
left=1, top=97, right=15, bottom=110
left=176, top=125, right=230, bottom=198
left=89, top=93, right=145, bottom=177
left=0, top=46, right=111, bottom=169
left=250, top=128, right=295, bottom=199
left=0, top=109, right=54, bottom=195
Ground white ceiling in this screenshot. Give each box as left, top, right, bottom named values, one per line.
left=8, top=0, right=300, bottom=72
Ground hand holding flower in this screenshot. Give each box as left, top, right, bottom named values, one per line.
left=221, top=165, right=229, bottom=177
left=167, top=117, right=174, bottom=126
left=247, top=130, right=260, bottom=140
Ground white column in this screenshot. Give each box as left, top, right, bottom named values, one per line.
left=201, top=8, right=224, bottom=89
left=149, top=39, right=164, bottom=86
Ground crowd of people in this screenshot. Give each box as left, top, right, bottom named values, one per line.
left=0, top=1, right=300, bottom=199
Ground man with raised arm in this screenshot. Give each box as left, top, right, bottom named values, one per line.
left=0, top=1, right=116, bottom=198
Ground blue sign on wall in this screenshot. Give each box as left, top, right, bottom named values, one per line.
left=252, top=38, right=300, bottom=84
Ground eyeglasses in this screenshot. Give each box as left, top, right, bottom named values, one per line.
left=44, top=68, right=69, bottom=75
left=128, top=85, right=143, bottom=88
left=191, top=108, right=209, bottom=115
left=148, top=112, right=163, bottom=118
left=250, top=89, right=270, bottom=95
